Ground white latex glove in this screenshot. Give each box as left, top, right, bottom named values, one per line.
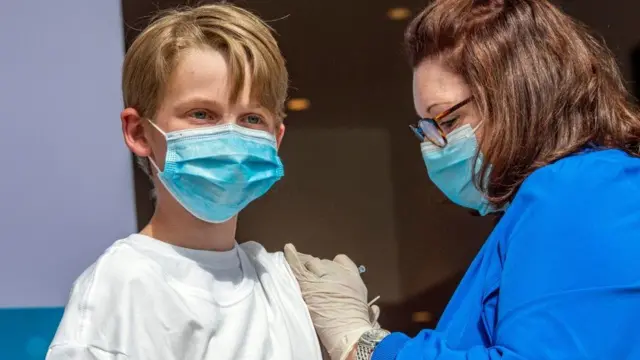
left=284, top=244, right=381, bottom=360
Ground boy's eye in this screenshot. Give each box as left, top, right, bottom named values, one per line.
left=190, top=110, right=210, bottom=120
left=244, top=114, right=264, bottom=125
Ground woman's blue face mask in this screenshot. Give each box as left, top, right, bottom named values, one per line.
left=420, top=123, right=503, bottom=215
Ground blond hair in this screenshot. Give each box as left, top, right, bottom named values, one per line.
left=122, top=3, right=288, bottom=175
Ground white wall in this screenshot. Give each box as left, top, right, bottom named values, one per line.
left=0, top=0, right=135, bottom=308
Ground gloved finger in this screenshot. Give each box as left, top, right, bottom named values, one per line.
left=369, top=304, right=381, bottom=324
left=305, top=258, right=331, bottom=278
left=333, top=253, right=359, bottom=274
left=284, top=244, right=315, bottom=278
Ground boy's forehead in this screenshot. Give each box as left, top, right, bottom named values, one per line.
left=165, top=49, right=229, bottom=99
left=161, top=48, right=272, bottom=110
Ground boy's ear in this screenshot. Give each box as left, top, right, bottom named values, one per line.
left=121, top=107, right=152, bottom=157
left=276, top=123, right=285, bottom=149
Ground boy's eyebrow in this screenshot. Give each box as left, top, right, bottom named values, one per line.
left=175, top=95, right=269, bottom=109
left=244, top=102, right=269, bottom=111
left=175, top=96, right=225, bottom=111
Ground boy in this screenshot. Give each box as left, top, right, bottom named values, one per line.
left=47, top=4, right=322, bottom=359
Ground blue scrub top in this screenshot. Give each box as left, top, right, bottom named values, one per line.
left=373, top=149, right=640, bottom=360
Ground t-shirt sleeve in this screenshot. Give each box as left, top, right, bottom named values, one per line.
left=46, top=344, right=128, bottom=360
left=373, top=156, right=640, bottom=359
left=240, top=241, right=301, bottom=291
left=48, top=249, right=174, bottom=359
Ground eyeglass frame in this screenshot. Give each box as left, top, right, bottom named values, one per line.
left=409, top=97, right=473, bottom=147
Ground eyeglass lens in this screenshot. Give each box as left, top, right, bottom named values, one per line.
left=419, top=119, right=446, bottom=147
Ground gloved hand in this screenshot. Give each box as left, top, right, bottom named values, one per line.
left=284, top=244, right=381, bottom=360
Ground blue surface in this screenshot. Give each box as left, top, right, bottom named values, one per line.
left=373, top=149, right=640, bottom=359
left=0, top=307, right=63, bottom=360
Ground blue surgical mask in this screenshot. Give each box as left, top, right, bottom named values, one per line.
left=148, top=122, right=284, bottom=223
left=420, top=124, right=498, bottom=215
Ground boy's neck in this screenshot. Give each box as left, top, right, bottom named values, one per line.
left=140, top=197, right=238, bottom=252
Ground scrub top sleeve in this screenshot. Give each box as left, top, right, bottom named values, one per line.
left=372, top=329, right=520, bottom=360
left=372, top=332, right=410, bottom=360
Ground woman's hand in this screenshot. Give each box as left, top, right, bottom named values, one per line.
left=284, top=244, right=380, bottom=360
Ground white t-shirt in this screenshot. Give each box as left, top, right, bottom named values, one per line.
left=46, top=234, right=322, bottom=360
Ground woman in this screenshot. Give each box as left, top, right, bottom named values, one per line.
left=284, top=0, right=640, bottom=359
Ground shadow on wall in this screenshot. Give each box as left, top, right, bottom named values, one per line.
left=378, top=213, right=502, bottom=335
left=377, top=270, right=465, bottom=335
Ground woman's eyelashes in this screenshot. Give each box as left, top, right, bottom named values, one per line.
left=439, top=115, right=460, bottom=132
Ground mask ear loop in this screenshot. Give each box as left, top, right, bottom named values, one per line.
left=472, top=121, right=484, bottom=133
left=470, top=120, right=488, bottom=197
left=146, top=119, right=167, bottom=175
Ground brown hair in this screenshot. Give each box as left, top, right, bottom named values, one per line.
left=122, top=3, right=288, bottom=175
left=405, top=0, right=640, bottom=208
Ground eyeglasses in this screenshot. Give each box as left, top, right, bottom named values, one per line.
left=409, top=98, right=472, bottom=147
